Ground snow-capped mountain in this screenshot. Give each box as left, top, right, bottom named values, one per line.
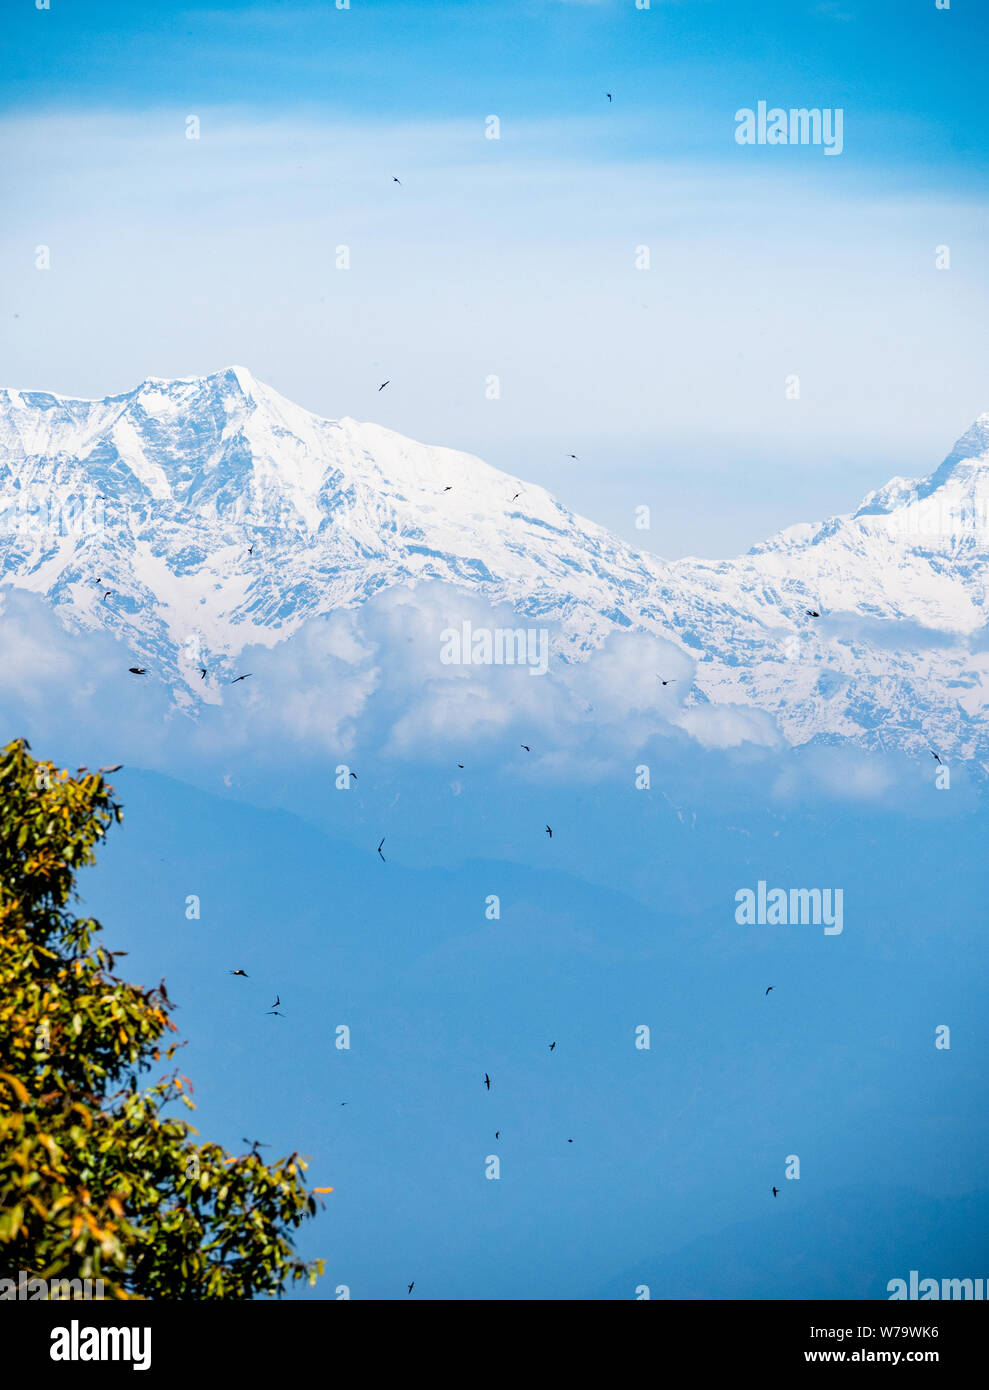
left=1, top=365, right=988, bottom=759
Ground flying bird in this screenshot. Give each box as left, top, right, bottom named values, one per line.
left=549, top=1041, right=556, bottom=1051
left=229, top=969, right=249, bottom=977
left=484, top=1073, right=491, bottom=1091
left=128, top=667, right=146, bottom=675
left=457, top=763, right=464, bottom=769
left=266, top=1009, right=286, bottom=1017
left=270, top=995, right=280, bottom=1009
left=521, top=744, right=530, bottom=752
left=231, top=674, right=252, bottom=683
left=102, top=590, right=114, bottom=601
left=495, top=1130, right=500, bottom=1139
left=765, top=986, right=773, bottom=995
left=377, top=837, right=386, bottom=862
left=443, top=485, right=453, bottom=492
left=931, top=750, right=942, bottom=764
left=199, top=667, right=207, bottom=679
left=606, top=92, right=613, bottom=101
left=772, top=1187, right=779, bottom=1198
left=350, top=771, right=357, bottom=780
left=247, top=543, right=254, bottom=555
left=545, top=825, right=552, bottom=838
left=658, top=678, right=675, bottom=685
left=242, top=1138, right=270, bottom=1150
left=98, top=764, right=123, bottom=774
left=567, top=454, right=578, bottom=460
left=378, top=380, right=390, bottom=390
left=393, top=177, right=402, bottom=185
left=407, top=1281, right=414, bottom=1294
left=512, top=493, right=520, bottom=501
left=805, top=609, right=820, bottom=618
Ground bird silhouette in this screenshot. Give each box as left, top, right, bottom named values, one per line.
left=247, top=543, right=254, bottom=555
left=521, top=744, right=530, bottom=752
left=98, top=764, right=123, bottom=773
left=267, top=1009, right=285, bottom=1017
left=378, top=380, right=390, bottom=390
left=199, top=667, right=207, bottom=679
left=484, top=1073, right=491, bottom=1091
left=606, top=92, right=613, bottom=101
left=408, top=1281, right=414, bottom=1294
left=772, top=1187, right=779, bottom=1198
left=231, top=673, right=251, bottom=683
left=658, top=678, right=675, bottom=685
left=443, top=485, right=453, bottom=492
left=350, top=771, right=357, bottom=780
left=568, top=454, right=578, bottom=460
left=393, top=177, right=402, bottom=185
left=128, top=667, right=146, bottom=675
left=102, top=590, right=114, bottom=601
left=242, top=1138, right=270, bottom=1150
left=270, top=995, right=280, bottom=1009
left=229, top=969, right=249, bottom=977
left=931, top=750, right=942, bottom=764
left=545, top=825, right=553, bottom=838
left=495, top=1130, right=500, bottom=1139
left=512, top=493, right=520, bottom=501
left=377, top=837, right=386, bottom=862
left=765, top=986, right=773, bottom=995
left=457, top=763, right=464, bottom=769
left=805, top=609, right=820, bottom=618
left=549, top=1042, right=556, bottom=1051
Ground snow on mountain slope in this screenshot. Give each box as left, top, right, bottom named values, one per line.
left=1, top=366, right=988, bottom=761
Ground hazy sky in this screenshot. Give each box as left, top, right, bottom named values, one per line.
left=3, top=0, right=987, bottom=555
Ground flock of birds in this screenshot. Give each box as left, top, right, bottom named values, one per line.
left=91, top=514, right=951, bottom=1237
left=79, top=286, right=953, bottom=1266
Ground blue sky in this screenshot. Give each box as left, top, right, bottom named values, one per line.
left=2, top=0, right=988, bottom=556
left=3, top=0, right=989, bottom=1300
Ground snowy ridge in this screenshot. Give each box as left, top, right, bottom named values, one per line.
left=1, top=367, right=988, bottom=760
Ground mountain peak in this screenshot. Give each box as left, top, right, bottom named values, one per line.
left=218, top=364, right=258, bottom=395
left=929, top=410, right=989, bottom=473
left=850, top=410, right=989, bottom=519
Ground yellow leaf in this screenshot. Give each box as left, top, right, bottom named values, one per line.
left=0, top=1072, right=29, bottom=1104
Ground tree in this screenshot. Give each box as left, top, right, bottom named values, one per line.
left=0, top=738, right=325, bottom=1298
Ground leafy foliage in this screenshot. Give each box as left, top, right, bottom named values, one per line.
left=0, top=738, right=325, bottom=1298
